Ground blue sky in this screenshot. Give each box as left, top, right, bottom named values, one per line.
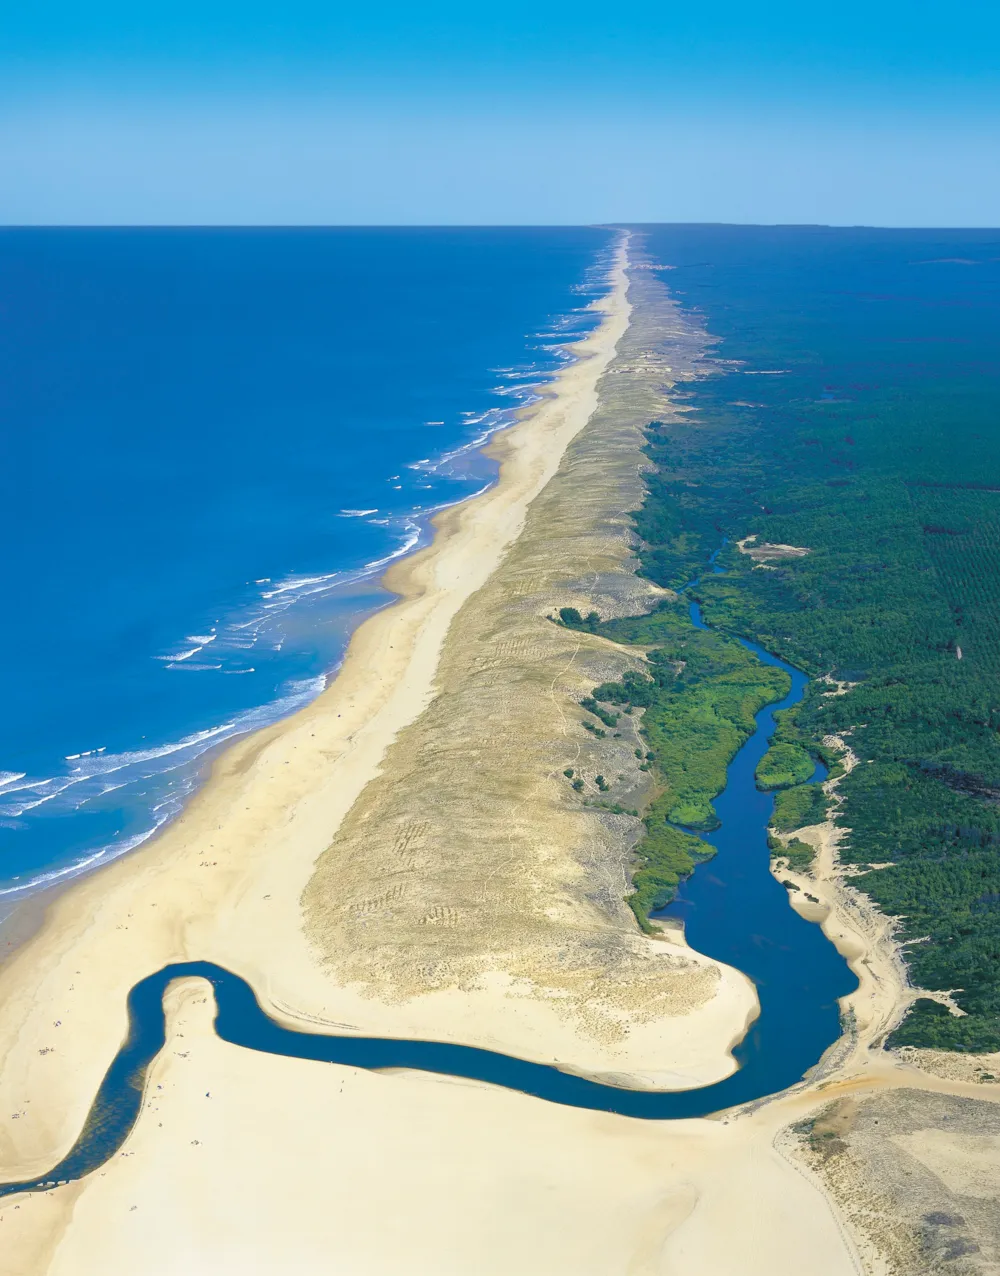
left=2, top=0, right=998, bottom=224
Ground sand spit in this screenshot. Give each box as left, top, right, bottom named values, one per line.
left=2, top=236, right=997, bottom=1276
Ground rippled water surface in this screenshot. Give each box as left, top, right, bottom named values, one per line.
left=0, top=227, right=613, bottom=897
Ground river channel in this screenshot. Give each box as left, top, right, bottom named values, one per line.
left=0, top=562, right=858, bottom=1198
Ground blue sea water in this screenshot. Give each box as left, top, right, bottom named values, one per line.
left=0, top=227, right=614, bottom=899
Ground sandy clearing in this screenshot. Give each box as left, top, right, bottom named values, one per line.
left=892, top=1128, right=1000, bottom=1199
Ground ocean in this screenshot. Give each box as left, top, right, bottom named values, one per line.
left=0, top=227, right=614, bottom=900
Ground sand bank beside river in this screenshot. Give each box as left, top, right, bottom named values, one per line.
left=4, top=978, right=861, bottom=1276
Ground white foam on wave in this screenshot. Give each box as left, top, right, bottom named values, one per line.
left=0, top=825, right=168, bottom=900
left=251, top=514, right=422, bottom=615
left=260, top=572, right=340, bottom=601
left=0, top=674, right=326, bottom=900
left=0, top=721, right=237, bottom=817
left=4, top=249, right=618, bottom=905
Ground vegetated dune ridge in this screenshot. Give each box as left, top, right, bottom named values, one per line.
left=0, top=239, right=994, bottom=1276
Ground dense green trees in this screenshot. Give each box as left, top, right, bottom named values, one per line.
left=772, top=783, right=829, bottom=833
left=619, top=358, right=1000, bottom=1047
left=755, top=743, right=815, bottom=791
left=610, top=223, right=1000, bottom=1050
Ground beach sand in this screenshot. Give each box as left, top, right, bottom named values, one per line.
left=2, top=235, right=994, bottom=1276
left=2, top=978, right=862, bottom=1276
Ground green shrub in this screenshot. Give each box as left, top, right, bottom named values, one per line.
left=559, top=607, right=600, bottom=632
left=580, top=697, right=619, bottom=728
left=755, top=743, right=815, bottom=791
left=668, top=799, right=719, bottom=831
left=593, top=670, right=656, bottom=707
left=627, top=799, right=716, bottom=933
left=778, top=837, right=816, bottom=872
left=772, top=783, right=829, bottom=832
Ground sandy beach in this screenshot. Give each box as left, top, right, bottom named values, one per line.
left=4, top=977, right=864, bottom=1276
left=2, top=236, right=998, bottom=1276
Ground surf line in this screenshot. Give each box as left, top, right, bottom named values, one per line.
left=0, top=549, right=854, bottom=1200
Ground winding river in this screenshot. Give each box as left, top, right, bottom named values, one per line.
left=0, top=560, right=857, bottom=1200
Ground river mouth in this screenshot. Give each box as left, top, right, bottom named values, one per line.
left=0, top=560, right=858, bottom=1200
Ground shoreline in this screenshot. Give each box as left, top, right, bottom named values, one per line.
left=1, top=232, right=674, bottom=1186
left=0, top=308, right=599, bottom=918
left=0, top=422, right=553, bottom=965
